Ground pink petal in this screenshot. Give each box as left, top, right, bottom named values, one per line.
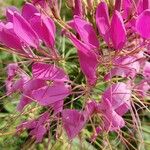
left=30, top=125, right=47, bottom=142
left=17, top=96, right=32, bottom=111
left=40, top=15, right=56, bottom=48
left=122, top=0, right=133, bottom=19
left=96, top=1, right=110, bottom=43
left=110, top=10, right=126, bottom=50
left=69, top=34, right=99, bottom=85
left=115, top=0, right=122, bottom=11
left=23, top=79, right=46, bottom=94
left=102, top=83, right=131, bottom=110
left=115, top=101, right=130, bottom=116
left=143, top=62, right=150, bottom=82
left=104, top=56, right=140, bottom=80
left=32, top=82, right=70, bottom=106
left=143, top=0, right=150, bottom=10
left=62, top=109, right=86, bottom=139
left=30, top=14, right=56, bottom=49
left=6, top=63, right=18, bottom=79
left=6, top=7, right=18, bottom=22
left=74, top=0, right=84, bottom=17
left=0, top=23, right=24, bottom=53
left=84, top=101, right=97, bottom=118
left=32, top=62, right=69, bottom=82
left=135, top=81, right=150, bottom=97
left=103, top=110, right=125, bottom=131
left=17, top=79, right=46, bottom=111
left=37, top=112, right=50, bottom=125
left=29, top=14, right=43, bottom=39
left=74, top=16, right=99, bottom=48
left=51, top=100, right=64, bottom=114
left=32, top=0, right=47, bottom=8
left=22, top=2, right=39, bottom=20
left=13, top=12, right=39, bottom=48
left=136, top=10, right=150, bottom=39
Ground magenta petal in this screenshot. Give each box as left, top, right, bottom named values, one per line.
left=32, top=82, right=70, bottom=106
left=104, top=110, right=125, bottom=131
left=122, top=0, right=132, bottom=19
left=62, top=109, right=86, bottom=139
left=32, top=0, right=47, bottom=8
left=135, top=81, right=150, bottom=97
left=6, top=7, right=18, bottom=22
left=29, top=14, right=42, bottom=39
left=32, top=62, right=69, bottom=82
left=6, top=79, right=24, bottom=94
left=7, top=63, right=18, bottom=79
left=74, top=16, right=99, bottom=48
left=115, top=0, right=122, bottom=11
left=69, top=34, right=99, bottom=85
left=136, top=10, right=150, bottom=39
left=110, top=10, right=126, bottom=50
left=104, top=56, right=140, bottom=80
left=30, top=125, right=47, bottom=142
left=96, top=1, right=110, bottom=43
left=22, top=2, right=39, bottom=20
left=23, top=79, right=46, bottom=94
left=102, top=83, right=131, bottom=110
left=17, top=79, right=46, bottom=111
left=74, top=0, right=84, bottom=17
left=13, top=12, right=39, bottom=48
left=30, top=14, right=56, bottom=48
left=143, top=0, right=150, bottom=10
left=143, top=62, right=150, bottom=82
left=38, top=112, right=50, bottom=125
left=17, top=96, right=32, bottom=111
left=0, top=23, right=24, bottom=53
left=51, top=100, right=64, bottom=114
left=40, top=15, right=56, bottom=48
left=84, top=101, right=97, bottom=118
left=115, top=101, right=130, bottom=116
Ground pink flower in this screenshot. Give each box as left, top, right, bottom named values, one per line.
left=96, top=1, right=126, bottom=50
left=136, top=9, right=150, bottom=39
left=68, top=34, right=99, bottom=85
left=17, top=112, right=49, bottom=142
left=99, top=82, right=131, bottom=131
left=62, top=101, right=97, bottom=139
left=104, top=55, right=140, bottom=80
left=62, top=109, right=86, bottom=139
left=1, top=2, right=58, bottom=58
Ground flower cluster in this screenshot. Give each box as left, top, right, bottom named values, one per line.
left=0, top=0, right=150, bottom=143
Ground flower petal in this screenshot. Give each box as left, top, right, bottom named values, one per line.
left=136, top=9, right=150, bottom=39
left=13, top=12, right=39, bottom=48
left=69, top=34, right=99, bottom=85
left=32, top=82, right=70, bottom=106
left=96, top=1, right=110, bottom=43
left=110, top=10, right=126, bottom=50
left=74, top=16, right=99, bottom=48
left=102, top=83, right=131, bottom=110
left=103, top=110, right=125, bottom=131
left=0, top=23, right=24, bottom=53
left=22, top=2, right=39, bottom=20
left=32, top=62, right=69, bottom=82
left=62, top=109, right=86, bottom=139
